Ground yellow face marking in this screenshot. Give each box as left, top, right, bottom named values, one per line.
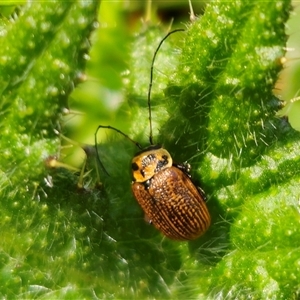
left=131, top=147, right=173, bottom=182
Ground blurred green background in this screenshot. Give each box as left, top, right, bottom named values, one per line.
left=278, top=1, right=300, bottom=130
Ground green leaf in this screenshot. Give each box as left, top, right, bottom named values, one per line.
left=0, top=1, right=100, bottom=298
left=1, top=1, right=299, bottom=299
left=96, top=1, right=299, bottom=299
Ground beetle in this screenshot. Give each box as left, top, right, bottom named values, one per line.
left=95, top=29, right=211, bottom=240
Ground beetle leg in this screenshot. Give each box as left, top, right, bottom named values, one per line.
left=197, top=186, right=207, bottom=201
left=173, top=162, right=191, bottom=177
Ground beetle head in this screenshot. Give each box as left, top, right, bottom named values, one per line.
left=131, top=145, right=173, bottom=182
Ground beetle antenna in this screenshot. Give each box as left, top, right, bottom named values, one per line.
left=148, top=28, right=185, bottom=145
left=95, top=125, right=143, bottom=176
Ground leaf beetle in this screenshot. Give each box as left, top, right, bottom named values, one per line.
left=95, top=29, right=211, bottom=241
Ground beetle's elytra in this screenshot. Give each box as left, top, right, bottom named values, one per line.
left=96, top=29, right=211, bottom=241
left=131, top=145, right=210, bottom=240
